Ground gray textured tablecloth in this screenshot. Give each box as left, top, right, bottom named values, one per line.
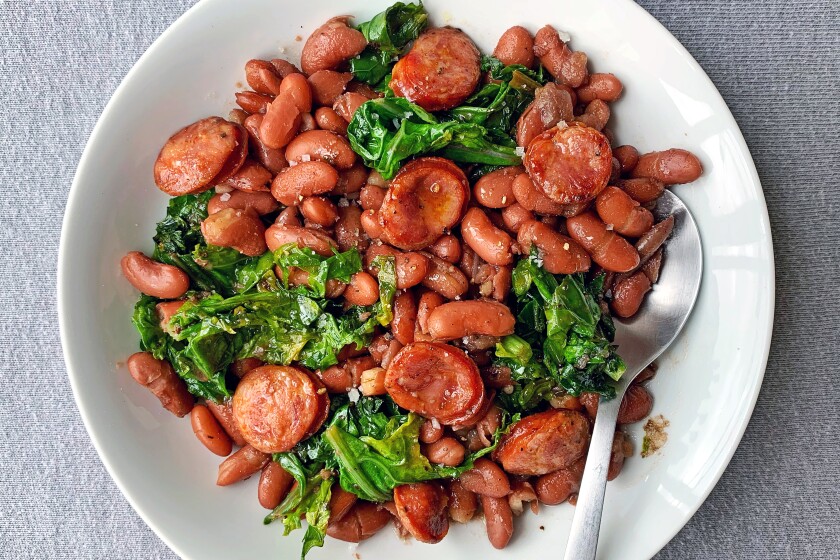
left=1, top=1, right=839, bottom=558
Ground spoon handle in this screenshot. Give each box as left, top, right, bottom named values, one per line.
left=563, top=393, right=623, bottom=560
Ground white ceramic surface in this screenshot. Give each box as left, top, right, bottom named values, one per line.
left=58, top=1, right=775, bottom=559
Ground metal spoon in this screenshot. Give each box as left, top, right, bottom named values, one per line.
left=563, top=190, right=703, bottom=560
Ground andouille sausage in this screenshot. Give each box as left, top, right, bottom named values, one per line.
left=493, top=409, right=591, bottom=476
left=379, top=157, right=470, bottom=251
left=385, top=342, right=485, bottom=425
left=393, top=482, right=450, bottom=544
left=524, top=122, right=612, bottom=205
left=154, top=117, right=247, bottom=196
left=426, top=300, right=515, bottom=341
left=232, top=365, right=328, bottom=453
left=391, top=27, right=481, bottom=112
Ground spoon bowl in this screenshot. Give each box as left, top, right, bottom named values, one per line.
left=564, top=189, right=703, bottom=560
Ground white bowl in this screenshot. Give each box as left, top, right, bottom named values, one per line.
left=58, top=0, right=774, bottom=558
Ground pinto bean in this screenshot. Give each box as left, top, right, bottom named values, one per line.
left=155, top=300, right=184, bottom=337
left=517, top=220, right=591, bottom=274
left=121, top=252, right=189, bottom=299
left=608, top=431, right=632, bottom=481
left=393, top=483, right=450, bottom=544
left=275, top=72, right=312, bottom=113
left=299, top=112, right=317, bottom=132
left=333, top=163, right=368, bottom=195
left=360, top=184, right=387, bottom=211
left=482, top=496, right=514, bottom=549
left=460, top=207, right=514, bottom=266
left=500, top=203, right=535, bottom=234
left=230, top=358, right=263, bottom=380
left=474, top=166, right=520, bottom=209
left=419, top=418, right=444, bottom=444
left=428, top=234, right=461, bottom=264
left=566, top=212, right=640, bottom=272
left=360, top=366, right=387, bottom=396
left=508, top=480, right=538, bottom=516
left=285, top=130, right=356, bottom=169
left=575, top=99, right=611, bottom=131
left=327, top=501, right=392, bottom=543
left=201, top=207, right=267, bottom=257
left=493, top=25, right=534, bottom=67
left=416, top=290, right=445, bottom=338
left=524, top=123, right=612, bottom=205
left=242, top=113, right=287, bottom=174
left=320, top=356, right=376, bottom=393
left=576, top=73, right=623, bottom=103
left=216, top=444, right=269, bottom=486
left=258, top=461, right=294, bottom=510
left=511, top=172, right=570, bottom=215
left=314, top=106, right=347, bottom=134
left=447, top=480, right=477, bottom=523
left=245, top=59, right=284, bottom=95
left=458, top=458, right=511, bottom=498
left=218, top=159, right=274, bottom=193
left=516, top=83, right=574, bottom=148
left=333, top=205, right=368, bottom=252
left=632, top=148, right=703, bottom=185
left=392, top=291, right=417, bottom=345
left=641, top=247, right=664, bottom=283
left=333, top=91, right=368, bottom=122
left=533, top=25, right=588, bottom=87
left=364, top=243, right=430, bottom=290
left=299, top=196, right=338, bottom=227
left=619, top=384, right=654, bottom=424
left=300, top=16, right=368, bottom=75
left=613, top=145, right=640, bottom=175
left=329, top=485, right=359, bottom=524
left=206, top=400, right=247, bottom=446
left=391, top=27, right=480, bottom=112
left=344, top=272, right=380, bottom=306
left=269, top=58, right=301, bottom=78
left=636, top=215, right=675, bottom=261
left=307, top=70, right=353, bottom=106
left=274, top=206, right=301, bottom=227
left=259, top=93, right=301, bottom=149
left=235, top=91, right=273, bottom=114
left=616, top=177, right=665, bottom=203
left=595, top=186, right=654, bottom=237
left=420, top=252, right=469, bottom=299
left=190, top=404, right=232, bottom=457
left=208, top=189, right=277, bottom=215
left=535, top=458, right=585, bottom=505
left=379, top=157, right=470, bottom=250
left=611, top=271, right=652, bottom=318
left=126, top=352, right=193, bottom=417
left=426, top=300, right=514, bottom=341
left=270, top=161, right=338, bottom=205
left=424, top=437, right=466, bottom=467
left=228, top=108, right=248, bottom=125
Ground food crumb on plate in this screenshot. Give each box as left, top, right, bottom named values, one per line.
left=641, top=414, right=669, bottom=457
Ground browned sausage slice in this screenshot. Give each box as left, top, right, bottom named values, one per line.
left=390, top=28, right=480, bottom=112
left=232, top=365, right=328, bottom=453
left=154, top=117, right=248, bottom=196
left=385, top=342, right=485, bottom=425
left=393, top=482, right=450, bottom=544
left=493, top=409, right=591, bottom=476
left=524, top=122, right=612, bottom=205
left=379, top=158, right=470, bottom=251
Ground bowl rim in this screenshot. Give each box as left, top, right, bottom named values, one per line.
left=57, top=0, right=775, bottom=558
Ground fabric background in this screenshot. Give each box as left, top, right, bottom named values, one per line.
left=1, top=1, right=838, bottom=558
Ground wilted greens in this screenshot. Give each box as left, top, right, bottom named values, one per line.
left=494, top=251, right=626, bottom=410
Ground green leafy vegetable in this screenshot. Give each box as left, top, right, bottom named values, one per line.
left=275, top=245, right=363, bottom=298
left=350, top=1, right=428, bottom=86
left=347, top=97, right=522, bottom=179
left=495, top=253, right=626, bottom=408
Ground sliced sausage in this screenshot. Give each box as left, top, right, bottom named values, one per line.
left=385, top=342, right=485, bottom=425
left=391, top=27, right=480, bottom=112
left=379, top=157, right=470, bottom=251
left=524, top=122, right=612, bottom=205
left=232, top=365, right=327, bottom=453
left=154, top=117, right=247, bottom=196
left=426, top=300, right=515, bottom=341
left=393, top=482, right=450, bottom=544
left=493, top=409, right=591, bottom=476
